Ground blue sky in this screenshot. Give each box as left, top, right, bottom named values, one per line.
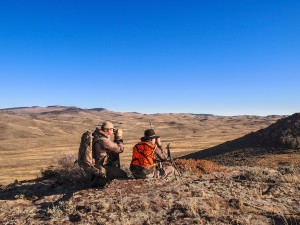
left=0, top=0, right=299, bottom=115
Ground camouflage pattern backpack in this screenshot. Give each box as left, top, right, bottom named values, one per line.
left=78, top=131, right=93, bottom=168
left=78, top=131, right=105, bottom=177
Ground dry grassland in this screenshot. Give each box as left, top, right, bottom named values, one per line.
left=0, top=107, right=282, bottom=184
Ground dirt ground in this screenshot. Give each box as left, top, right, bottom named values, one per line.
left=0, top=159, right=299, bottom=225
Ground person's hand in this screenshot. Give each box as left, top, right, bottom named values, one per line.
left=97, top=166, right=106, bottom=178
left=115, top=129, right=123, bottom=139
left=156, top=137, right=162, bottom=147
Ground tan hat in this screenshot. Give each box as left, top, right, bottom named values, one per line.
left=101, top=121, right=114, bottom=130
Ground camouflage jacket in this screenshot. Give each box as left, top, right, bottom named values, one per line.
left=92, top=129, right=124, bottom=167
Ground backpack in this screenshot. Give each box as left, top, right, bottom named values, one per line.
left=78, top=131, right=94, bottom=170
left=77, top=130, right=107, bottom=178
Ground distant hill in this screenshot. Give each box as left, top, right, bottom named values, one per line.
left=0, top=106, right=109, bottom=114
left=181, top=113, right=300, bottom=166
left=88, top=108, right=106, bottom=112
left=0, top=106, right=76, bottom=114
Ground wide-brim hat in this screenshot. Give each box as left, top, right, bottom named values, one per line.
left=142, top=129, right=160, bottom=140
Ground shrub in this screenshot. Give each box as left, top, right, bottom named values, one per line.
left=40, top=154, right=88, bottom=184
left=173, top=159, right=225, bottom=176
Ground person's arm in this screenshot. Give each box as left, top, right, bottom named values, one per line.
left=102, top=138, right=124, bottom=154
left=154, top=138, right=168, bottom=161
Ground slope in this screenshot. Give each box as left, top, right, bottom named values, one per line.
left=181, top=113, right=300, bottom=166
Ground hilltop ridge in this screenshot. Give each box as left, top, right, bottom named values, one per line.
left=182, top=113, right=300, bottom=166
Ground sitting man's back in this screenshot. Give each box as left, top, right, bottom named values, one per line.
left=130, top=129, right=174, bottom=179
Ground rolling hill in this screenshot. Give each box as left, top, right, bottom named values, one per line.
left=1, top=107, right=299, bottom=224
left=0, top=106, right=285, bottom=184
left=181, top=113, right=300, bottom=167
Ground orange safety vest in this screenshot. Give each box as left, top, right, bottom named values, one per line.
left=131, top=142, right=156, bottom=167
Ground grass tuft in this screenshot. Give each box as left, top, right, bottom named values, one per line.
left=40, top=154, right=88, bottom=184
left=173, top=159, right=225, bottom=176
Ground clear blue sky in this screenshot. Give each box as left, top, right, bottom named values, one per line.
left=0, top=0, right=299, bottom=116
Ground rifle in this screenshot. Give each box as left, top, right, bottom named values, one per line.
left=166, top=143, right=184, bottom=183
left=156, top=161, right=164, bottom=176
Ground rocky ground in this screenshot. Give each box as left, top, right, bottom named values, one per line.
left=0, top=158, right=299, bottom=225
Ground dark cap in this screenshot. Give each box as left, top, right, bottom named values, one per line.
left=142, top=129, right=160, bottom=140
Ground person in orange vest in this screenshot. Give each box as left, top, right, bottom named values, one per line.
left=130, top=129, right=174, bottom=179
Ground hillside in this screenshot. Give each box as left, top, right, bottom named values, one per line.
left=0, top=106, right=282, bottom=184
left=1, top=107, right=299, bottom=224
left=182, top=113, right=300, bottom=167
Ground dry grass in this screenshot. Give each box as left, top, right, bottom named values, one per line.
left=174, top=159, right=225, bottom=176
left=1, top=107, right=299, bottom=224
left=0, top=107, right=282, bottom=184
left=40, top=154, right=88, bottom=184
left=0, top=154, right=299, bottom=224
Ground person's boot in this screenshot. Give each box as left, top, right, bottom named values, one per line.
left=90, top=176, right=107, bottom=188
